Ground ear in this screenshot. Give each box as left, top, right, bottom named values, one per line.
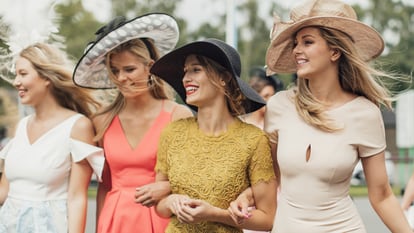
left=219, top=78, right=226, bottom=86
left=330, top=48, right=341, bottom=62
left=147, top=60, right=155, bottom=68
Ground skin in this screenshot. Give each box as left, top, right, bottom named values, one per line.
left=155, top=55, right=277, bottom=231
left=243, top=85, right=276, bottom=129
left=231, top=26, right=413, bottom=233
left=2, top=56, right=94, bottom=233
left=95, top=50, right=193, bottom=227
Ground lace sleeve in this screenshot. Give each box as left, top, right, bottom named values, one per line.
left=248, top=134, right=275, bottom=185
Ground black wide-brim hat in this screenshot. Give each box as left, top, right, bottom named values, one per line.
left=150, top=38, right=265, bottom=114
left=73, top=13, right=179, bottom=89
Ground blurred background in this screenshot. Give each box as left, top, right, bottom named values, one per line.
left=0, top=0, right=414, bottom=192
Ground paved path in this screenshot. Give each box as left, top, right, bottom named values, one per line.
left=86, top=196, right=391, bottom=233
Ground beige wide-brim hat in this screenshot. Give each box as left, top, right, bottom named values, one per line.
left=266, top=0, right=384, bottom=74
left=73, top=13, right=179, bottom=89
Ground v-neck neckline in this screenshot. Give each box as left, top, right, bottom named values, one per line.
left=115, top=110, right=164, bottom=151
left=25, top=114, right=78, bottom=146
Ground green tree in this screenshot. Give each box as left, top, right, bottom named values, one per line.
left=56, top=0, right=102, bottom=60
left=353, top=0, right=414, bottom=90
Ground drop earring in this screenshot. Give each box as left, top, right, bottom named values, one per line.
left=147, top=75, right=155, bottom=87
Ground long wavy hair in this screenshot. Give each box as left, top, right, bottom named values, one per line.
left=19, top=43, right=101, bottom=118
left=294, top=26, right=393, bottom=132
left=93, top=38, right=174, bottom=141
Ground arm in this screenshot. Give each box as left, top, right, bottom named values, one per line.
left=96, top=161, right=110, bottom=224
left=173, top=179, right=276, bottom=230
left=0, top=164, right=9, bottom=204
left=154, top=172, right=177, bottom=218
left=228, top=141, right=279, bottom=223
left=134, top=181, right=171, bottom=207
left=237, top=179, right=277, bottom=231
left=363, top=152, right=412, bottom=233
left=67, top=116, right=95, bottom=233
left=401, top=171, right=414, bottom=211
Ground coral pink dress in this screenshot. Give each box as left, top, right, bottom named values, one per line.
left=97, top=106, right=172, bottom=233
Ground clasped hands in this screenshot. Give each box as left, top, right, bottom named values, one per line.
left=166, top=194, right=215, bottom=224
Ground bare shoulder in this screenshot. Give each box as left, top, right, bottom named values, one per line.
left=71, top=114, right=95, bottom=143
left=164, top=100, right=193, bottom=121
left=92, top=113, right=109, bottom=129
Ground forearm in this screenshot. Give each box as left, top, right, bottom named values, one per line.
left=402, top=174, right=414, bottom=210
left=96, top=184, right=108, bottom=225
left=238, top=208, right=274, bottom=231
left=370, top=187, right=412, bottom=233
left=155, top=196, right=174, bottom=218
left=68, top=194, right=88, bottom=233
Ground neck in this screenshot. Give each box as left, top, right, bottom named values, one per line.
left=32, top=96, right=63, bottom=120
left=197, top=106, right=235, bottom=136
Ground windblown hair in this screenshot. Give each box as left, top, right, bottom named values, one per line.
left=294, top=26, right=393, bottom=132
left=93, top=38, right=173, bottom=141
left=195, top=55, right=245, bottom=116
left=19, top=42, right=101, bottom=118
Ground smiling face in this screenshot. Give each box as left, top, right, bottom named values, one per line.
left=292, top=27, right=338, bottom=79
left=182, top=54, right=225, bottom=109
left=13, top=56, right=50, bottom=106
left=109, top=50, right=152, bottom=98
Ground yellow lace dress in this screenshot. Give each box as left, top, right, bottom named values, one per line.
left=156, top=117, right=275, bottom=233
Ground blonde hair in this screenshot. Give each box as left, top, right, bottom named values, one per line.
left=295, top=26, right=393, bottom=132
left=19, top=43, right=101, bottom=118
left=93, top=38, right=173, bottom=141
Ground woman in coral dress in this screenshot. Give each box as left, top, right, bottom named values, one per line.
left=72, top=13, right=193, bottom=232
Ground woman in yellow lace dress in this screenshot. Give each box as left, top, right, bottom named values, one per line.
left=150, top=38, right=277, bottom=233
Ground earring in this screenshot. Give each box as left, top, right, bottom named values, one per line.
left=147, top=75, right=155, bottom=87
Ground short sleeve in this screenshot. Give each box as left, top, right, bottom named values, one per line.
left=357, top=105, right=386, bottom=157
left=265, top=91, right=289, bottom=144
left=70, top=139, right=105, bottom=181
left=248, top=133, right=275, bottom=185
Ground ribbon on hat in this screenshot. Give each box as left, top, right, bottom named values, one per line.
left=82, top=16, right=127, bottom=55
left=94, top=16, right=127, bottom=42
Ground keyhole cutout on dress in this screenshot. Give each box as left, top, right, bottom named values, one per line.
left=306, top=144, right=311, bottom=162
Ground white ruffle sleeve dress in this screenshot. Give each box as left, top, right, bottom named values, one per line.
left=0, top=114, right=104, bottom=233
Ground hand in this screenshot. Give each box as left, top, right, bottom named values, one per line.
left=166, top=194, right=191, bottom=219
left=177, top=199, right=215, bottom=224
left=228, top=192, right=252, bottom=225
left=135, top=181, right=171, bottom=207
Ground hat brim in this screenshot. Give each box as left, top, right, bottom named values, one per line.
left=150, top=39, right=266, bottom=114
left=73, top=13, right=179, bottom=89
left=266, top=16, right=384, bottom=74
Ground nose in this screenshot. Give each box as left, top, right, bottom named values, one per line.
left=182, top=71, right=191, bottom=84
left=292, top=43, right=301, bottom=55
left=117, top=71, right=128, bottom=82
left=13, top=77, right=21, bottom=87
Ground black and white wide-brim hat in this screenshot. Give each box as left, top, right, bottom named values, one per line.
left=73, top=13, right=179, bottom=89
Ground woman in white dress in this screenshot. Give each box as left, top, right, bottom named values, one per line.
left=0, top=43, right=105, bottom=233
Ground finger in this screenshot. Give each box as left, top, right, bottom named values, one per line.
left=229, top=201, right=245, bottom=218
left=142, top=199, right=154, bottom=207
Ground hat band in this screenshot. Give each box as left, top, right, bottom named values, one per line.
left=141, top=38, right=156, bottom=60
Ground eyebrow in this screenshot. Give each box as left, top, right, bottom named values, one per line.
left=299, top=34, right=315, bottom=39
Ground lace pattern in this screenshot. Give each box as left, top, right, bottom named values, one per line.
left=157, top=118, right=275, bottom=233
